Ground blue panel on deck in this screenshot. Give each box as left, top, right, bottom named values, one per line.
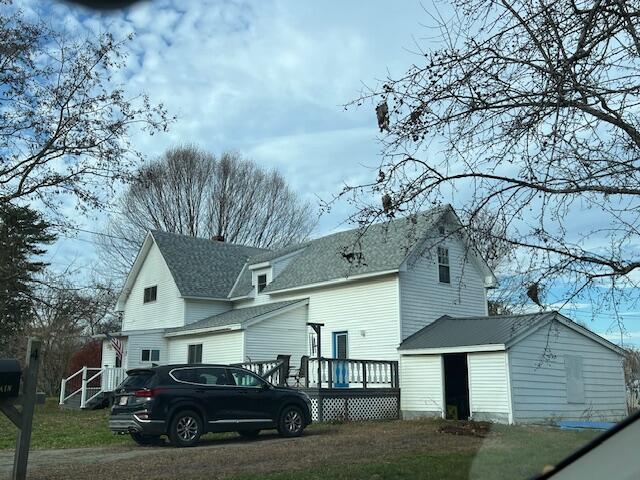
left=557, top=421, right=616, bottom=431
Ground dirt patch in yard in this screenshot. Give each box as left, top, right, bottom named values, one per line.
left=437, top=421, right=492, bottom=438
left=23, top=420, right=487, bottom=480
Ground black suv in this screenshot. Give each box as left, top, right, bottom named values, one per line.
left=108, top=364, right=312, bottom=447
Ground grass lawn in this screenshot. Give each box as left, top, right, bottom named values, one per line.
left=0, top=398, right=128, bottom=450
left=2, top=398, right=601, bottom=480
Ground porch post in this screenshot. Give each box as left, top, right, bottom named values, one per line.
left=80, top=366, right=88, bottom=409
left=58, top=379, right=65, bottom=405
left=307, top=322, right=324, bottom=422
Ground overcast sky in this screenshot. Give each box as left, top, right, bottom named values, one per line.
left=25, top=0, right=640, bottom=345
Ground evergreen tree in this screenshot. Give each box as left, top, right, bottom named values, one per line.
left=0, top=204, right=55, bottom=354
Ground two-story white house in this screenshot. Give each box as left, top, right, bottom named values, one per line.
left=105, top=205, right=494, bottom=371
left=62, top=205, right=626, bottom=424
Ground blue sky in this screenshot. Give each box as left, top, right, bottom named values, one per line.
left=23, top=0, right=640, bottom=346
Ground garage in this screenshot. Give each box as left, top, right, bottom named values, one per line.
left=398, top=312, right=627, bottom=424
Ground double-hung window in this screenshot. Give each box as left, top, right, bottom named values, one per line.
left=188, top=344, right=203, bottom=364
left=143, top=286, right=157, bottom=303
left=257, top=274, right=267, bottom=293
left=437, top=247, right=450, bottom=284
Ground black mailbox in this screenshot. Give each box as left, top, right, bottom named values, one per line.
left=0, top=359, right=21, bottom=399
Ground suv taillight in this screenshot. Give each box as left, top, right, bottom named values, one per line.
left=134, top=388, right=163, bottom=398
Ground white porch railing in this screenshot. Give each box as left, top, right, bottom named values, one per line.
left=305, top=358, right=399, bottom=389
left=59, top=366, right=126, bottom=408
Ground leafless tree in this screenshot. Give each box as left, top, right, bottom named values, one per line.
left=341, top=0, right=640, bottom=314
left=625, top=347, right=640, bottom=412
left=25, top=274, right=120, bottom=395
left=0, top=1, right=172, bottom=222
left=99, top=145, right=316, bottom=279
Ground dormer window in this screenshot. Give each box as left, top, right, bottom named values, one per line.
left=143, top=285, right=157, bottom=303
left=257, top=274, right=267, bottom=293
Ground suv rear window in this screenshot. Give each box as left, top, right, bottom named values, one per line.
left=170, top=367, right=230, bottom=386
left=120, top=371, right=156, bottom=390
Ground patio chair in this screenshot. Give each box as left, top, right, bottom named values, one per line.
left=291, top=355, right=309, bottom=387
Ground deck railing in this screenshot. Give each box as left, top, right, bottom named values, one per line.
left=237, top=357, right=399, bottom=389
left=304, top=357, right=399, bottom=389
left=233, top=360, right=288, bottom=386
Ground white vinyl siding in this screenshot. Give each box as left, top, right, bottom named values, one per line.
left=167, top=331, right=244, bottom=365
left=125, top=331, right=167, bottom=370
left=468, top=352, right=511, bottom=422
left=237, top=274, right=401, bottom=361
left=122, top=242, right=184, bottom=330
left=279, top=274, right=401, bottom=361
left=509, top=322, right=627, bottom=423
left=183, top=299, right=231, bottom=325
left=399, top=232, right=488, bottom=340
left=101, top=338, right=127, bottom=368
left=399, top=355, right=443, bottom=417
left=244, top=305, right=308, bottom=366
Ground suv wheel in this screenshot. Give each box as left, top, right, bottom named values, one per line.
left=130, top=432, right=162, bottom=446
left=237, top=429, right=261, bottom=439
left=169, top=410, right=203, bottom=447
left=278, top=405, right=305, bottom=437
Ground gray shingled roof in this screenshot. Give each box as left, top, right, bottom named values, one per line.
left=151, top=231, right=267, bottom=299
left=398, top=312, right=557, bottom=350
left=166, top=299, right=307, bottom=333
left=229, top=206, right=449, bottom=297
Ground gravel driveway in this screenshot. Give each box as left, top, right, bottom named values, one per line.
left=0, top=421, right=484, bottom=480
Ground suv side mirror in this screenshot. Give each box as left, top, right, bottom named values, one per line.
left=260, top=382, right=271, bottom=391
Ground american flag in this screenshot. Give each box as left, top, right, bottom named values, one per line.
left=105, top=332, right=123, bottom=361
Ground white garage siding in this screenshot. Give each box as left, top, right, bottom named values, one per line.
left=399, top=355, right=444, bottom=418
left=468, top=352, right=511, bottom=423
left=184, top=299, right=231, bottom=325
left=244, top=305, right=309, bottom=367
left=122, top=242, right=185, bottom=331
left=399, top=233, right=488, bottom=340
left=509, top=322, right=627, bottom=423
left=167, top=330, right=245, bottom=365
left=125, top=331, right=168, bottom=370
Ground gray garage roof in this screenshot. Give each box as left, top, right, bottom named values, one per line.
left=398, top=312, right=557, bottom=350
left=166, top=299, right=307, bottom=334
left=152, top=231, right=267, bottom=299
left=229, top=206, right=450, bottom=297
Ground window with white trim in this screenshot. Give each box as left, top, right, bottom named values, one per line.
left=437, top=247, right=450, bottom=284
left=188, top=344, right=203, bottom=364
left=141, top=349, right=160, bottom=362
left=257, top=273, right=267, bottom=293
left=143, top=285, right=157, bottom=303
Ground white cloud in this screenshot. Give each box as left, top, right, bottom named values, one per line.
left=599, top=330, right=640, bottom=347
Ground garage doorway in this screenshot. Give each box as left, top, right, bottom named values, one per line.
left=443, top=353, right=470, bottom=420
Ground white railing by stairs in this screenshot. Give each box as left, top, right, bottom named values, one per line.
left=59, top=366, right=126, bottom=408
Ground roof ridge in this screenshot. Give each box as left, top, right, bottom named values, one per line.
left=151, top=229, right=270, bottom=253
left=310, top=206, right=450, bottom=244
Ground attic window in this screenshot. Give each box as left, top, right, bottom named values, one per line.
left=257, top=274, right=267, bottom=293
left=143, top=286, right=157, bottom=303
left=438, top=225, right=446, bottom=235
left=437, top=247, right=450, bottom=284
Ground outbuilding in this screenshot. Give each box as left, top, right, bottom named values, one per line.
left=398, top=312, right=627, bottom=424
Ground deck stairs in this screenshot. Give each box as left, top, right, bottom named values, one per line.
left=59, top=367, right=126, bottom=410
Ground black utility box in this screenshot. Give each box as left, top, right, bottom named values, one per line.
left=0, top=359, right=21, bottom=399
